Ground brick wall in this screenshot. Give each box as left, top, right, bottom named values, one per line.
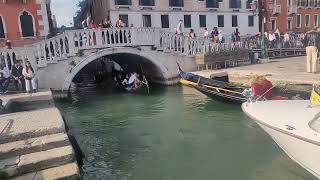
left=0, top=0, right=44, bottom=47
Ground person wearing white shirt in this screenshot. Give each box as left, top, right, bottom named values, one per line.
left=268, top=32, right=276, bottom=48
left=22, top=61, right=37, bottom=93
left=0, top=64, right=10, bottom=94
left=176, top=20, right=183, bottom=35
left=204, top=28, right=209, bottom=39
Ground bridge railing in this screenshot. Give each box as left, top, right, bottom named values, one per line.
left=0, top=27, right=246, bottom=69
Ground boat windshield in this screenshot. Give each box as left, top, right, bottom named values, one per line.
left=309, top=112, right=320, bottom=133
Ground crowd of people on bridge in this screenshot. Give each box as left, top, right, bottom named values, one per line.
left=0, top=59, right=37, bottom=95
left=175, top=19, right=241, bottom=43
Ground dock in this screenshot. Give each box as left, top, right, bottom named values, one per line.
left=0, top=91, right=81, bottom=179
left=193, top=56, right=319, bottom=90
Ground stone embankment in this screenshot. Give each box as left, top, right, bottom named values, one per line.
left=0, top=91, right=81, bottom=180
left=193, top=56, right=316, bottom=92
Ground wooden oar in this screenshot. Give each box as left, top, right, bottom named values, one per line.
left=140, top=64, right=150, bottom=94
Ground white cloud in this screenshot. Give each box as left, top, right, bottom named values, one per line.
left=51, top=0, right=80, bottom=27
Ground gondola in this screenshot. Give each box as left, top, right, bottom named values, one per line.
left=114, top=74, right=150, bottom=94
left=178, top=66, right=247, bottom=104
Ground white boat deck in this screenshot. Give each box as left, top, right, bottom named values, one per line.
left=242, top=100, right=320, bottom=144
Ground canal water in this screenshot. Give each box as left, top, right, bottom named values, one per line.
left=56, top=85, right=314, bottom=180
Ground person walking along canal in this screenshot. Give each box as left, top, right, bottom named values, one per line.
left=304, top=28, right=320, bottom=73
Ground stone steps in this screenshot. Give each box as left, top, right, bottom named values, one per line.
left=0, top=107, right=66, bottom=144
left=0, top=146, right=75, bottom=179
left=10, top=162, right=80, bottom=180
left=0, top=133, right=70, bottom=160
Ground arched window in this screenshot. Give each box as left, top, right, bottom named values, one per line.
left=0, top=16, right=5, bottom=38
left=20, top=11, right=34, bottom=37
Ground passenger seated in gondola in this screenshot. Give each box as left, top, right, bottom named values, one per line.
left=128, top=72, right=140, bottom=88
left=122, top=74, right=128, bottom=85
left=250, top=75, right=288, bottom=100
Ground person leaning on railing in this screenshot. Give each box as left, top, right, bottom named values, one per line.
left=303, top=27, right=320, bottom=73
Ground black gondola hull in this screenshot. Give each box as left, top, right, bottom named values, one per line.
left=195, top=86, right=246, bottom=104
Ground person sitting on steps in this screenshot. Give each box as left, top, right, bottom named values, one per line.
left=11, top=60, right=25, bottom=92
left=0, top=63, right=11, bottom=94
left=22, top=61, right=37, bottom=93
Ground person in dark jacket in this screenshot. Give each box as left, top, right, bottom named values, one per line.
left=11, top=60, right=25, bottom=92
left=304, top=28, right=320, bottom=73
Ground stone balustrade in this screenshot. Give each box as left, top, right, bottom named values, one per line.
left=0, top=27, right=243, bottom=70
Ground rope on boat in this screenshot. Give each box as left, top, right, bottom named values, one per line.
left=256, top=85, right=277, bottom=101
left=202, top=84, right=244, bottom=95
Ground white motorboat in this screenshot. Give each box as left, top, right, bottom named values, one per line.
left=242, top=100, right=320, bottom=179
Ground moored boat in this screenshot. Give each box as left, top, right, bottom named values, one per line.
left=242, top=100, right=320, bottom=179
left=178, top=67, right=247, bottom=104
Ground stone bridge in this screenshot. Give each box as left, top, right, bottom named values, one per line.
left=0, top=27, right=242, bottom=92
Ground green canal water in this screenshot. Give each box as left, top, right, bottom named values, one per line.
left=56, top=85, right=315, bottom=180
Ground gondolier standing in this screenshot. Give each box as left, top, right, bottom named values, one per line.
left=304, top=28, right=320, bottom=73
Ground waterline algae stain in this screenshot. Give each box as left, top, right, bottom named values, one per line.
left=56, top=86, right=314, bottom=180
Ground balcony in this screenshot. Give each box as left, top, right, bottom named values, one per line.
left=272, top=5, right=281, bottom=15
left=288, top=5, right=297, bottom=14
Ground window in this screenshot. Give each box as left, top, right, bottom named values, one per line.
left=115, top=0, right=132, bottom=5
left=232, top=15, right=238, bottom=27
left=0, top=16, right=4, bottom=38
left=315, top=15, right=318, bottom=27
left=287, top=19, right=292, bottom=30
left=271, top=19, right=276, bottom=31
left=184, top=15, right=191, bottom=28
left=139, top=0, right=155, bottom=6
left=248, top=15, right=254, bottom=27
left=306, top=14, right=310, bottom=27
left=206, top=0, right=219, bottom=8
left=161, top=15, right=169, bottom=28
left=218, top=15, right=224, bottom=27
left=199, top=15, right=206, bottom=27
left=119, top=15, right=129, bottom=27
left=296, top=15, right=301, bottom=28
left=20, top=11, right=34, bottom=37
left=169, top=0, right=184, bottom=7
left=142, top=15, right=152, bottom=27
left=229, top=0, right=241, bottom=8
left=246, top=0, right=253, bottom=8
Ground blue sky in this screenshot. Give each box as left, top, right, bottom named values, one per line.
left=51, top=0, right=80, bottom=27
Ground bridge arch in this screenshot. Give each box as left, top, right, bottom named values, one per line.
left=61, top=47, right=171, bottom=91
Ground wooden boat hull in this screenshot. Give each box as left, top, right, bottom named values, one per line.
left=179, top=77, right=246, bottom=104
left=196, top=86, right=246, bottom=104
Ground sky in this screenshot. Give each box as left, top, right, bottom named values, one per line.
left=51, top=0, right=80, bottom=27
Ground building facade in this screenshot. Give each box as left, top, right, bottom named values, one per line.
left=0, top=0, right=53, bottom=47
left=267, top=0, right=320, bottom=33
left=88, top=0, right=259, bottom=36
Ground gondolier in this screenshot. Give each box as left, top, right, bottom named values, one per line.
left=304, top=27, right=320, bottom=73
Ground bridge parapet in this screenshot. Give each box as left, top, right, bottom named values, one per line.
left=0, top=27, right=243, bottom=70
